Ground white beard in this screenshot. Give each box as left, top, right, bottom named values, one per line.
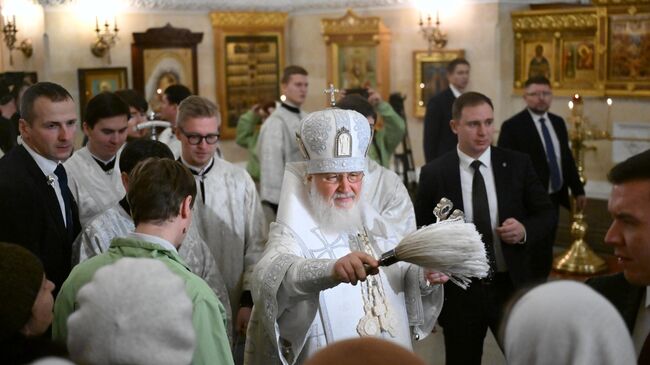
left=308, top=181, right=363, bottom=234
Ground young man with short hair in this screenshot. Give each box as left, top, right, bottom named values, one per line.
left=158, top=84, right=192, bottom=157
left=64, top=92, right=129, bottom=226
left=416, top=92, right=554, bottom=365
left=53, top=158, right=234, bottom=365
left=175, top=95, right=267, bottom=344
left=423, top=58, right=470, bottom=163
left=0, top=82, right=80, bottom=292
left=257, top=65, right=309, bottom=212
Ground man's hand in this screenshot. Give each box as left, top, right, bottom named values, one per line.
left=425, top=270, right=449, bottom=285
left=575, top=194, right=587, bottom=212
left=367, top=87, right=382, bottom=106
left=496, top=218, right=526, bottom=244
left=332, top=252, right=379, bottom=285
left=236, top=306, right=252, bottom=336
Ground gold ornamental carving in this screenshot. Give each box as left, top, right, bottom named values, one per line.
left=321, top=9, right=388, bottom=36
left=210, top=12, right=288, bottom=28
left=512, top=12, right=598, bottom=30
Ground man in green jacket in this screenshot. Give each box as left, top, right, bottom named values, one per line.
left=338, top=88, right=406, bottom=168
left=53, top=158, right=234, bottom=365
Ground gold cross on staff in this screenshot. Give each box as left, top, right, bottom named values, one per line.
left=323, top=83, right=339, bottom=107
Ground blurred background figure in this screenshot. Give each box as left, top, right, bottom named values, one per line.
left=235, top=99, right=276, bottom=183
left=115, top=89, right=150, bottom=141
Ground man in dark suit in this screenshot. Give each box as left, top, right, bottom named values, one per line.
left=415, top=92, right=554, bottom=365
left=423, top=58, right=470, bottom=163
left=498, top=76, right=585, bottom=282
left=587, top=149, right=650, bottom=360
left=0, top=82, right=80, bottom=293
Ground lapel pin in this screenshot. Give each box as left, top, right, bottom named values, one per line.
left=46, top=175, right=55, bottom=186
left=502, top=162, right=507, bottom=167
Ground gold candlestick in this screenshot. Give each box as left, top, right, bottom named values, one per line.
left=553, top=94, right=607, bottom=274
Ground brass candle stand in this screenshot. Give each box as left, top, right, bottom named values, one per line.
left=553, top=94, right=608, bottom=274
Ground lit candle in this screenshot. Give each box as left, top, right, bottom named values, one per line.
left=568, top=100, right=574, bottom=110
left=95, top=16, right=99, bottom=31
left=606, top=98, right=613, bottom=133
left=114, top=16, right=118, bottom=31
left=13, top=15, right=16, bottom=29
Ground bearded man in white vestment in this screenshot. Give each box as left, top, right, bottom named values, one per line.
left=72, top=139, right=233, bottom=336
left=245, top=109, right=445, bottom=365
left=175, top=96, right=268, bottom=340
left=64, top=92, right=128, bottom=226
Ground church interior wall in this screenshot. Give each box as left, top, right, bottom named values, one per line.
left=1, top=1, right=648, bottom=188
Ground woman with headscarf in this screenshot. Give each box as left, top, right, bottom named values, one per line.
left=503, top=280, right=636, bottom=365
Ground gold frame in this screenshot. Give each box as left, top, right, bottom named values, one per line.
left=413, top=49, right=464, bottom=118
left=321, top=9, right=391, bottom=103
left=603, top=4, right=650, bottom=97
left=512, top=2, right=650, bottom=97
left=77, top=67, right=128, bottom=118
left=211, top=12, right=287, bottom=139
left=512, top=7, right=604, bottom=96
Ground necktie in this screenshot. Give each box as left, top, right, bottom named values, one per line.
left=54, top=164, right=75, bottom=240
left=539, top=117, right=562, bottom=192
left=639, top=332, right=650, bottom=364
left=181, top=158, right=215, bottom=204
left=471, top=160, right=496, bottom=272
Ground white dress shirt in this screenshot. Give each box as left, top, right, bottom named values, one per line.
left=449, top=84, right=463, bottom=98
left=23, top=143, right=68, bottom=226
left=528, top=109, right=563, bottom=193
left=457, top=146, right=506, bottom=272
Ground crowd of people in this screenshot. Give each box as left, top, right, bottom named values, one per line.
left=0, top=61, right=648, bottom=365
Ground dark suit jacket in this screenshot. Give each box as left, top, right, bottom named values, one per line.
left=587, top=272, right=645, bottom=333
left=498, top=109, right=585, bottom=209
left=0, top=145, right=80, bottom=291
left=423, top=88, right=456, bottom=163
left=415, top=146, right=555, bottom=287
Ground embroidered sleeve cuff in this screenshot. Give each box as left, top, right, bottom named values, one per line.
left=294, top=259, right=338, bottom=294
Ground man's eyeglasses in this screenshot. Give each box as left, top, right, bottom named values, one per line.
left=179, top=128, right=219, bottom=145
left=525, top=91, right=552, bottom=98
left=318, top=172, right=364, bottom=184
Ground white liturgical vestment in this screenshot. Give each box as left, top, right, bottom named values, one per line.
left=158, top=127, right=182, bottom=158
left=72, top=201, right=233, bottom=334
left=244, top=162, right=443, bottom=365
left=257, top=105, right=306, bottom=205
left=186, top=156, right=267, bottom=318
left=64, top=146, right=125, bottom=227
left=363, top=159, right=416, bottom=238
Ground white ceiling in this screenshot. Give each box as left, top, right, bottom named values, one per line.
left=37, top=0, right=590, bottom=12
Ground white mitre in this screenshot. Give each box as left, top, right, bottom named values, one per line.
left=296, top=108, right=371, bottom=173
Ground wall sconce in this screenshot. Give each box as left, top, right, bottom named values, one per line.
left=419, top=11, right=447, bottom=53
left=91, top=16, right=118, bottom=64
left=2, top=15, right=33, bottom=66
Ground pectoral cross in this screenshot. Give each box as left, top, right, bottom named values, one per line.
left=323, top=83, right=339, bottom=107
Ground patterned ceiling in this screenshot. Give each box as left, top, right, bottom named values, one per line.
left=37, top=0, right=580, bottom=12
left=37, top=0, right=412, bottom=12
